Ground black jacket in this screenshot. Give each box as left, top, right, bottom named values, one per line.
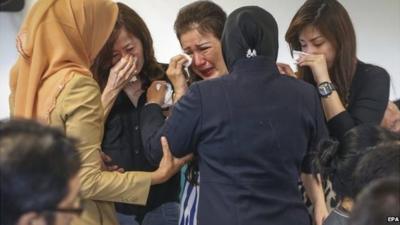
left=102, top=77, right=179, bottom=218
left=141, top=57, right=328, bottom=225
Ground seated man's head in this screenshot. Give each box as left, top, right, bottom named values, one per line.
left=349, top=177, right=400, bottom=225
left=0, top=119, right=81, bottom=225
left=352, top=142, right=400, bottom=199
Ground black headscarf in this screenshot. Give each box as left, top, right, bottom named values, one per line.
left=221, top=6, right=279, bottom=71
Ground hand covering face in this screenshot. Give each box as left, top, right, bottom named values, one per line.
left=10, top=0, right=118, bottom=122
left=221, top=6, right=279, bottom=71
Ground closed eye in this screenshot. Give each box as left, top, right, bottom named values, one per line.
left=112, top=54, right=120, bottom=61
left=199, top=46, right=210, bottom=51
left=299, top=40, right=306, bottom=49
left=184, top=51, right=193, bottom=56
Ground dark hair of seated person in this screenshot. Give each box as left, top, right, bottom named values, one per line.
left=352, top=142, right=400, bottom=198
left=0, top=119, right=81, bottom=225
left=313, top=124, right=399, bottom=199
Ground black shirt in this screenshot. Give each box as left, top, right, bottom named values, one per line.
left=102, top=91, right=180, bottom=218
left=327, top=61, right=390, bottom=139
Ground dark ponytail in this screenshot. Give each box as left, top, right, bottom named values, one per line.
left=313, top=139, right=340, bottom=178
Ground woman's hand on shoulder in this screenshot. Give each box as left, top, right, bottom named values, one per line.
left=276, top=62, right=297, bottom=78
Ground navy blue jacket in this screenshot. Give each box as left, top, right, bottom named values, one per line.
left=141, top=56, right=328, bottom=225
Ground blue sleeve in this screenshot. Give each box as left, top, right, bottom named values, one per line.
left=141, top=83, right=202, bottom=165
left=140, top=103, right=166, bottom=166
left=302, top=88, right=329, bottom=174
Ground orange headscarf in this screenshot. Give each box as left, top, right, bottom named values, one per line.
left=9, top=0, right=118, bottom=123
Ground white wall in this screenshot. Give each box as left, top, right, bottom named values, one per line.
left=1, top=0, right=399, bottom=119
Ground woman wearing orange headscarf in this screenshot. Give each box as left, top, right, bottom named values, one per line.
left=9, top=0, right=190, bottom=224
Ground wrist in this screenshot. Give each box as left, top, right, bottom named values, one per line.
left=104, top=84, right=122, bottom=95
left=170, top=76, right=188, bottom=87
left=311, top=65, right=330, bottom=85
left=174, top=86, right=188, bottom=95
left=150, top=172, right=159, bottom=185
left=150, top=170, right=166, bottom=185
left=173, top=88, right=187, bottom=99
left=315, top=77, right=331, bottom=86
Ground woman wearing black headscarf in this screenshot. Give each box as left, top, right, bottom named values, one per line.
left=142, top=6, right=328, bottom=225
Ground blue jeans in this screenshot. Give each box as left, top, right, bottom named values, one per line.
left=117, top=202, right=180, bottom=225
left=117, top=213, right=140, bottom=225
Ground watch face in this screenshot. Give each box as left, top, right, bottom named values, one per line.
left=318, top=83, right=334, bottom=97
left=319, top=85, right=330, bottom=96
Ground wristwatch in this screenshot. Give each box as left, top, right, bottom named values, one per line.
left=318, top=82, right=336, bottom=98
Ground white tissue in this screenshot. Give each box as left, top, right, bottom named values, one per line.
left=292, top=50, right=310, bottom=61
left=182, top=53, right=192, bottom=68
left=163, top=83, right=173, bottom=108
left=181, top=53, right=192, bottom=80
left=156, top=83, right=162, bottom=91
left=130, top=76, right=137, bottom=82
left=155, top=83, right=173, bottom=108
